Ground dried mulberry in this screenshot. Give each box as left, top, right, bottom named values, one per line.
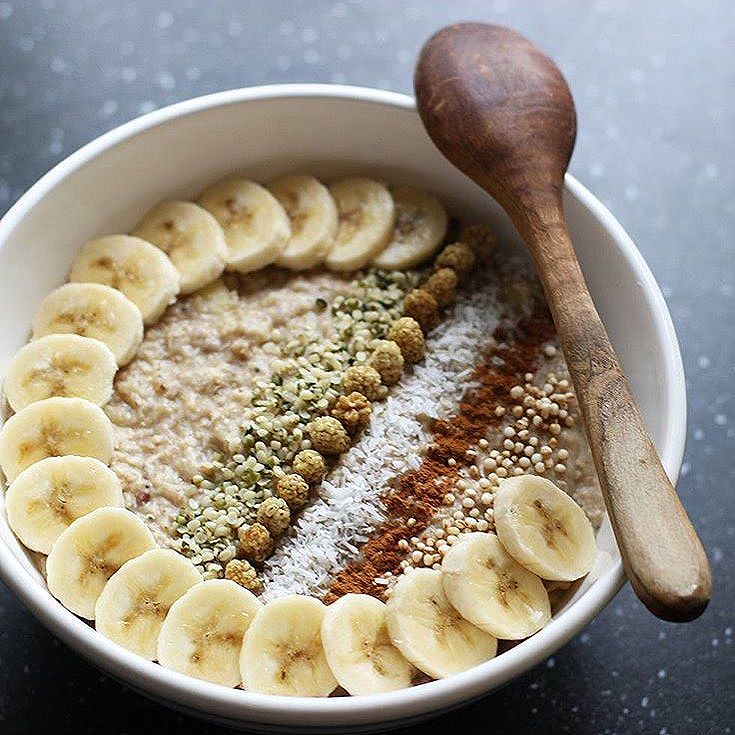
left=332, top=391, right=372, bottom=434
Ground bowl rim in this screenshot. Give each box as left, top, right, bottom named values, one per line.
left=0, top=83, right=687, bottom=727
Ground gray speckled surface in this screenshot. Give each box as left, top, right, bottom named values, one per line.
left=0, top=1, right=733, bottom=733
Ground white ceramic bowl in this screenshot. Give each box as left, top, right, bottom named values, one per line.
left=0, top=85, right=685, bottom=731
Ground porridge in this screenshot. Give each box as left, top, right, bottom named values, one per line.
left=0, top=172, right=603, bottom=697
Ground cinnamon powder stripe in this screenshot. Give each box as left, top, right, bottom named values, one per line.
left=325, top=304, right=556, bottom=601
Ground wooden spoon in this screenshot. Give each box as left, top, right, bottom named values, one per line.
left=415, top=23, right=710, bottom=622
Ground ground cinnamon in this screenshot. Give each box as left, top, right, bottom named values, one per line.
left=326, top=303, right=556, bottom=601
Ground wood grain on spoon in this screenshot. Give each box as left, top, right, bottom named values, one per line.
left=415, top=22, right=711, bottom=622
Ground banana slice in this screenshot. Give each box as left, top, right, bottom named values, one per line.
left=95, top=548, right=202, bottom=659
left=5, top=455, right=123, bottom=554
left=133, top=201, right=228, bottom=294
left=69, top=235, right=180, bottom=325
left=268, top=174, right=338, bottom=270
left=4, top=334, right=117, bottom=412
left=494, top=475, right=597, bottom=581
left=321, top=593, right=414, bottom=695
left=46, top=507, right=156, bottom=619
left=372, top=186, right=448, bottom=270
left=240, top=595, right=337, bottom=697
left=441, top=532, right=551, bottom=640
left=325, top=177, right=395, bottom=271
left=0, top=397, right=114, bottom=482
left=385, top=568, right=497, bottom=680
left=198, top=177, right=291, bottom=273
left=32, top=282, right=144, bottom=366
left=158, top=579, right=261, bottom=687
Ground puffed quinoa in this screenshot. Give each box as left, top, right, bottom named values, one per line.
left=292, top=449, right=326, bottom=485
left=403, top=288, right=439, bottom=331
left=238, top=522, right=274, bottom=563
left=341, top=365, right=386, bottom=401
left=422, top=267, right=458, bottom=308
left=307, top=416, right=350, bottom=455
left=256, top=496, right=291, bottom=536
left=435, top=241, right=475, bottom=274
left=224, top=559, right=264, bottom=594
left=387, top=316, right=426, bottom=363
left=276, top=472, right=310, bottom=510
left=368, top=340, right=404, bottom=385
left=331, top=391, right=372, bottom=434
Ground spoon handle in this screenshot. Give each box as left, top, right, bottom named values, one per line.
left=516, top=201, right=711, bottom=622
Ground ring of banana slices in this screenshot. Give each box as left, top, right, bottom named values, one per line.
left=0, top=171, right=598, bottom=697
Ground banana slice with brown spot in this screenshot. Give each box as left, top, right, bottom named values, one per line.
left=46, top=507, right=156, bottom=619
left=240, top=594, right=337, bottom=696
left=441, top=532, right=551, bottom=640
left=133, top=201, right=228, bottom=294
left=5, top=455, right=123, bottom=554
left=95, top=548, right=202, bottom=659
left=385, top=568, right=497, bottom=679
left=157, top=579, right=262, bottom=687
left=32, top=282, right=143, bottom=366
left=372, top=186, right=448, bottom=270
left=69, top=235, right=180, bottom=324
left=321, top=593, right=414, bottom=695
left=494, top=475, right=597, bottom=581
left=325, top=177, right=395, bottom=271
left=0, top=397, right=114, bottom=482
left=4, top=334, right=117, bottom=412
left=198, top=177, right=291, bottom=273
left=268, top=174, right=338, bottom=270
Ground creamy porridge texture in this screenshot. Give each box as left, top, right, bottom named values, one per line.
left=0, top=172, right=605, bottom=696
left=105, top=270, right=351, bottom=546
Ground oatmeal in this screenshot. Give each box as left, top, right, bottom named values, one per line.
left=105, top=270, right=352, bottom=546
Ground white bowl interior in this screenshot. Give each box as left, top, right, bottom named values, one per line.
left=0, top=87, right=685, bottom=729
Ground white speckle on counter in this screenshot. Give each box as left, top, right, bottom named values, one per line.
left=156, top=11, right=173, bottom=29
left=98, top=100, right=118, bottom=119
left=156, top=71, right=175, bottom=90
left=590, top=162, right=605, bottom=177
left=331, top=2, right=347, bottom=18
left=624, top=184, right=640, bottom=202
left=49, top=55, right=66, bottom=73
left=301, top=27, right=317, bottom=44
left=137, top=100, right=156, bottom=114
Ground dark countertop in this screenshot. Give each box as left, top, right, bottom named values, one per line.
left=0, top=1, right=732, bottom=733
